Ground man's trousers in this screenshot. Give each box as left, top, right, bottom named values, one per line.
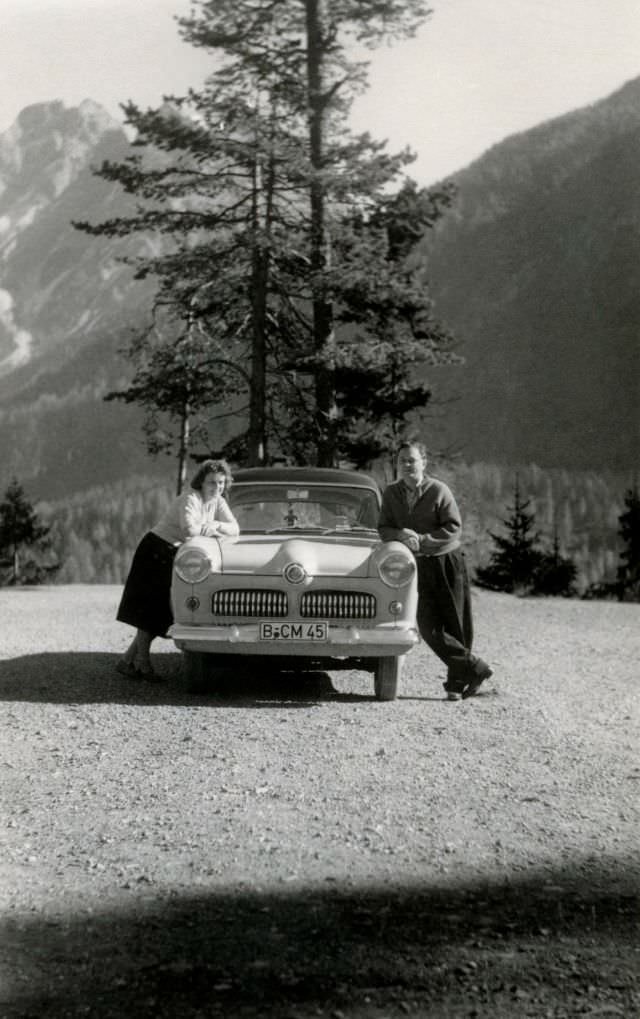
left=415, top=550, right=489, bottom=692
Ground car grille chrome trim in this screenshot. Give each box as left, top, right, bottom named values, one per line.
left=211, top=590, right=288, bottom=617
left=300, top=591, right=376, bottom=620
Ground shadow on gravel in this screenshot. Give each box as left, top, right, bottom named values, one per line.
left=2, top=863, right=638, bottom=1018
left=0, top=653, right=372, bottom=707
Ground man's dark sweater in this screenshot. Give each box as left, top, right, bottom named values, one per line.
left=377, top=477, right=462, bottom=556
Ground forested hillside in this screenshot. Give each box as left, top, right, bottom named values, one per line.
left=37, top=463, right=627, bottom=593
left=433, top=461, right=624, bottom=591
left=421, top=76, right=640, bottom=471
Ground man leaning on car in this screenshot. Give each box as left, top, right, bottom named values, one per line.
left=378, top=440, right=492, bottom=701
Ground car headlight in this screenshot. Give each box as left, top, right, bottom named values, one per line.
left=174, top=547, right=211, bottom=584
left=377, top=550, right=416, bottom=588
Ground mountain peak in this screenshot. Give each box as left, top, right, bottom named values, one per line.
left=0, top=99, right=127, bottom=210
left=12, top=98, right=122, bottom=143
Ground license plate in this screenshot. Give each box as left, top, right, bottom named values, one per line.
left=259, top=621, right=328, bottom=641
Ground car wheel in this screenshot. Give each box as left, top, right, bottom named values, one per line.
left=183, top=651, right=208, bottom=694
left=374, top=655, right=403, bottom=701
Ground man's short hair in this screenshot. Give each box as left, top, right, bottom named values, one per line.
left=397, top=439, right=428, bottom=460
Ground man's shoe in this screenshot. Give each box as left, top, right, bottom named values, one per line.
left=446, top=690, right=463, bottom=701
left=463, top=667, right=493, bottom=699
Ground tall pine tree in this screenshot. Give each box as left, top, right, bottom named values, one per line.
left=475, top=478, right=544, bottom=594
left=616, top=483, right=640, bottom=601
left=0, top=480, right=58, bottom=586
left=76, top=0, right=456, bottom=469
left=533, top=524, right=578, bottom=597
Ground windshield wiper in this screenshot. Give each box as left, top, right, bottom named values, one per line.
left=321, top=525, right=377, bottom=534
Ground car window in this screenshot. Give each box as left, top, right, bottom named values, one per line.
left=229, top=484, right=380, bottom=534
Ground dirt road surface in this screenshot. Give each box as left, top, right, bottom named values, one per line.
left=1, top=585, right=638, bottom=1018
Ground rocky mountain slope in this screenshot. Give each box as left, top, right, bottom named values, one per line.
left=0, top=100, right=159, bottom=499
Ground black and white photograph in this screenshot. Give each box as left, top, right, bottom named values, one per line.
left=1, top=1, right=638, bottom=1016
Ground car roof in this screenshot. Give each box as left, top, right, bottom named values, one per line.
left=232, top=466, right=380, bottom=491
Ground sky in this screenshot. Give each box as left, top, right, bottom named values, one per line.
left=1, top=0, right=639, bottom=186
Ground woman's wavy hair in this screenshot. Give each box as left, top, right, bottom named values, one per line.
left=190, top=459, right=233, bottom=494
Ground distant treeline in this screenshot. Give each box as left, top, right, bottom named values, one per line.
left=39, top=462, right=628, bottom=593
left=434, top=461, right=626, bottom=593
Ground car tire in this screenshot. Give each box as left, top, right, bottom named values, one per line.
left=183, top=651, right=209, bottom=694
left=374, top=655, right=402, bottom=701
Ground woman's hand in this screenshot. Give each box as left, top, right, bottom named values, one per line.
left=201, top=523, right=220, bottom=538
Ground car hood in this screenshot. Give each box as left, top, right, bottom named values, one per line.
left=189, top=533, right=381, bottom=578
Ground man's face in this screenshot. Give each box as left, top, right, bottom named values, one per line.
left=397, top=446, right=426, bottom=487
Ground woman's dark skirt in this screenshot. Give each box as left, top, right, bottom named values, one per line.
left=116, top=532, right=178, bottom=638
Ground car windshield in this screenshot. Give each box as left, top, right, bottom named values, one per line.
left=228, top=483, right=380, bottom=535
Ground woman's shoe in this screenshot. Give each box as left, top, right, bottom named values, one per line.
left=135, top=667, right=162, bottom=683
left=116, top=659, right=139, bottom=678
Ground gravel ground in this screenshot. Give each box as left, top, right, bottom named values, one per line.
left=0, top=585, right=638, bottom=1018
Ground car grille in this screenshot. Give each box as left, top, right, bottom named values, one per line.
left=300, top=591, right=376, bottom=620
left=211, top=590, right=288, bottom=617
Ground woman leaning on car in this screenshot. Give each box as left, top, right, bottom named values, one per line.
left=116, top=459, right=239, bottom=681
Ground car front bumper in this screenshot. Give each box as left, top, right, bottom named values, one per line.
left=168, top=621, right=419, bottom=658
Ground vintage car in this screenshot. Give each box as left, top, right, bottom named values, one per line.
left=168, top=467, right=419, bottom=700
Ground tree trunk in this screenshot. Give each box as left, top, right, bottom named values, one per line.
left=247, top=157, right=268, bottom=466
left=247, top=102, right=278, bottom=467
left=176, top=400, right=190, bottom=495
left=305, top=0, right=336, bottom=467
left=248, top=250, right=268, bottom=466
